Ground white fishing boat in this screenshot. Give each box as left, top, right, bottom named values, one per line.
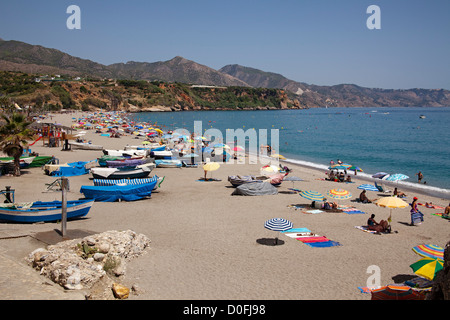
left=70, top=142, right=103, bottom=150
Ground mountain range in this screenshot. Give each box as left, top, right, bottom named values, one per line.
left=1, top=38, right=449, bottom=108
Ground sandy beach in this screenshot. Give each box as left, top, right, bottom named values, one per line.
left=0, top=111, right=449, bottom=301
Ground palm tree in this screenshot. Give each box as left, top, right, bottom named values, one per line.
left=0, top=112, right=35, bottom=176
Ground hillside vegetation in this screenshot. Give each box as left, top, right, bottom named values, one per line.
left=0, top=71, right=303, bottom=113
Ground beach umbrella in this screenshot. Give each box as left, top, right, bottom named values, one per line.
left=284, top=176, right=303, bottom=190
left=384, top=173, right=409, bottom=182
left=264, top=218, right=293, bottom=245
left=203, top=162, right=220, bottom=180
left=372, top=172, right=390, bottom=179
left=375, top=196, right=408, bottom=225
left=370, top=285, right=425, bottom=300
left=211, top=143, right=230, bottom=149
left=299, top=190, right=325, bottom=202
left=412, top=244, right=444, bottom=260
left=260, top=165, right=280, bottom=175
left=410, top=257, right=444, bottom=281
left=270, top=154, right=286, bottom=160
left=349, top=166, right=363, bottom=172
left=327, top=188, right=352, bottom=200
left=357, top=184, right=379, bottom=192
left=233, top=146, right=244, bottom=152
left=328, top=164, right=351, bottom=170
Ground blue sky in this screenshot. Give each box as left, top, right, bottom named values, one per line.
left=0, top=0, right=449, bottom=89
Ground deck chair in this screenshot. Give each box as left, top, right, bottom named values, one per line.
left=182, top=160, right=198, bottom=168
left=374, top=181, right=390, bottom=193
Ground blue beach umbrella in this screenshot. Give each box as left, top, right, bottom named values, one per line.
left=384, top=173, right=409, bottom=182
left=264, top=218, right=293, bottom=245
left=357, top=184, right=379, bottom=192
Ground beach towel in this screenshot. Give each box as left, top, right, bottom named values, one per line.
left=296, top=236, right=330, bottom=243
left=303, top=209, right=323, bottom=214
left=287, top=204, right=305, bottom=210
left=354, top=226, right=378, bottom=234
left=304, top=240, right=341, bottom=248
left=358, top=286, right=381, bottom=294
left=342, top=208, right=366, bottom=214
left=431, top=213, right=450, bottom=219
left=284, top=232, right=312, bottom=238
left=281, top=228, right=311, bottom=233
left=418, top=203, right=443, bottom=209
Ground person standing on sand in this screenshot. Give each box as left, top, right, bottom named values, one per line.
left=410, top=196, right=424, bottom=225
left=416, top=171, right=423, bottom=183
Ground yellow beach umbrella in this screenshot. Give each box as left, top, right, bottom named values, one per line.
left=270, top=154, right=286, bottom=160
left=203, top=162, right=220, bottom=181
left=375, top=196, right=408, bottom=224
left=375, top=196, right=408, bottom=208
left=410, top=257, right=444, bottom=281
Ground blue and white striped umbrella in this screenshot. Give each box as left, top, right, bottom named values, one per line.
left=299, top=190, right=325, bottom=201
left=357, top=184, right=379, bottom=192
left=264, top=218, right=293, bottom=245
left=384, top=173, right=409, bottom=182
left=264, top=218, right=293, bottom=232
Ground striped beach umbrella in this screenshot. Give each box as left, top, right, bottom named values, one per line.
left=410, top=257, right=444, bottom=281
left=328, top=164, right=351, bottom=170
left=264, top=218, right=293, bottom=245
left=349, top=166, right=363, bottom=172
left=412, top=244, right=444, bottom=260
left=327, top=188, right=352, bottom=200
left=357, top=184, right=379, bottom=192
left=264, top=218, right=293, bottom=232
left=299, top=190, right=325, bottom=201
left=371, top=285, right=425, bottom=300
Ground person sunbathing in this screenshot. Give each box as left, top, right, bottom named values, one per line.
left=367, top=214, right=390, bottom=233
left=394, top=188, right=406, bottom=198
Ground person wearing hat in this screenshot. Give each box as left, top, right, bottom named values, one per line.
left=410, top=196, right=424, bottom=225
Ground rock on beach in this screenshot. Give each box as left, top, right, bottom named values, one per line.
left=26, top=230, right=150, bottom=294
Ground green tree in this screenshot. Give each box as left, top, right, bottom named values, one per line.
left=0, top=112, right=35, bottom=176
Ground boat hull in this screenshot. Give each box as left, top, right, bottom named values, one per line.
left=80, top=181, right=157, bottom=202
left=0, top=200, right=94, bottom=223
left=155, top=159, right=182, bottom=168
left=70, top=142, right=103, bottom=150
left=91, top=167, right=152, bottom=179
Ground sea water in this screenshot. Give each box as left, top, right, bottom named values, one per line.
left=130, top=107, right=450, bottom=195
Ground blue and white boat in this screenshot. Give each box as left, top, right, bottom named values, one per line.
left=154, top=159, right=182, bottom=168
left=80, top=180, right=158, bottom=202
left=0, top=199, right=94, bottom=223
left=93, top=175, right=164, bottom=189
